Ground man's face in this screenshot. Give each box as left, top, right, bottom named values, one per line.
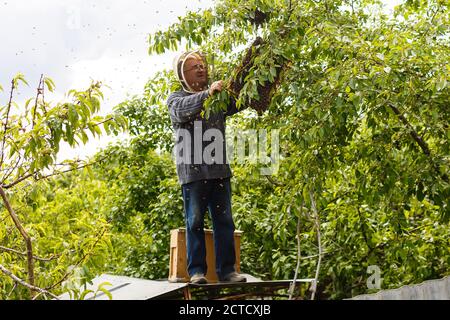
left=183, top=56, right=208, bottom=92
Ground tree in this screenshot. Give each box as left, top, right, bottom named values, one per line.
left=146, top=0, right=449, bottom=298
left=0, top=74, right=127, bottom=298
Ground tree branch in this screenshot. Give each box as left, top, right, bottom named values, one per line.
left=6, top=281, right=18, bottom=299
left=388, top=103, right=431, bottom=156
left=289, top=201, right=303, bottom=300
left=85, top=117, right=114, bottom=130
left=421, top=5, right=440, bottom=39
left=0, top=185, right=35, bottom=297
left=0, top=264, right=59, bottom=300
left=32, top=74, right=44, bottom=128
left=357, top=207, right=373, bottom=253
left=2, top=155, right=107, bottom=189
left=264, top=175, right=283, bottom=186
left=1, top=152, right=23, bottom=185
left=0, top=79, right=15, bottom=170
left=0, top=245, right=60, bottom=262
left=309, top=190, right=322, bottom=300
left=2, top=172, right=34, bottom=189
left=45, top=226, right=108, bottom=291
left=388, top=102, right=448, bottom=182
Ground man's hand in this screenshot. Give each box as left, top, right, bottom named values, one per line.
left=209, top=80, right=223, bottom=96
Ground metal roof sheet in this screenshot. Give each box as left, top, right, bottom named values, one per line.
left=58, top=273, right=266, bottom=300
left=58, top=274, right=188, bottom=300
left=350, top=275, right=450, bottom=300
left=58, top=273, right=314, bottom=300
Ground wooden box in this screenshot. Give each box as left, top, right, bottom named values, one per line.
left=168, top=228, right=242, bottom=283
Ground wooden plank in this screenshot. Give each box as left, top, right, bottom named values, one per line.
left=183, top=287, right=192, bottom=300
left=188, top=279, right=315, bottom=289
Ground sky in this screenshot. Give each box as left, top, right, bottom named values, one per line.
left=0, top=0, right=401, bottom=163
left=0, top=0, right=214, bottom=162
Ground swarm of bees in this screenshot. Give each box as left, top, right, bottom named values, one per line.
left=227, top=36, right=285, bottom=116
left=248, top=9, right=269, bottom=27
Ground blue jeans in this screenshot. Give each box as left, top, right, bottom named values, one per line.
left=181, top=177, right=236, bottom=280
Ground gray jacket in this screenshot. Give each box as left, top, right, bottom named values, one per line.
left=167, top=89, right=240, bottom=185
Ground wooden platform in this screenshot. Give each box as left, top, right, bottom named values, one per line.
left=58, top=274, right=315, bottom=300
left=154, top=276, right=315, bottom=300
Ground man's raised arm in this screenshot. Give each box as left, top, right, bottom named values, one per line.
left=166, top=90, right=209, bottom=124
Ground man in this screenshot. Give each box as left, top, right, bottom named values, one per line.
left=167, top=51, right=246, bottom=284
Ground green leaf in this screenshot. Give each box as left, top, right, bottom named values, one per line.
left=24, top=98, right=34, bottom=110
left=96, top=282, right=113, bottom=300
left=79, top=289, right=94, bottom=300
left=435, top=78, right=447, bottom=91
left=13, top=73, right=29, bottom=87
left=79, top=130, right=89, bottom=144
left=65, top=123, right=74, bottom=145
left=44, top=77, right=56, bottom=92
left=68, top=104, right=78, bottom=126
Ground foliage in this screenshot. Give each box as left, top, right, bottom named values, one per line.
left=146, top=0, right=449, bottom=298
left=1, top=0, right=448, bottom=300
left=92, top=136, right=185, bottom=279
left=0, top=75, right=127, bottom=299
left=113, top=70, right=180, bottom=153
